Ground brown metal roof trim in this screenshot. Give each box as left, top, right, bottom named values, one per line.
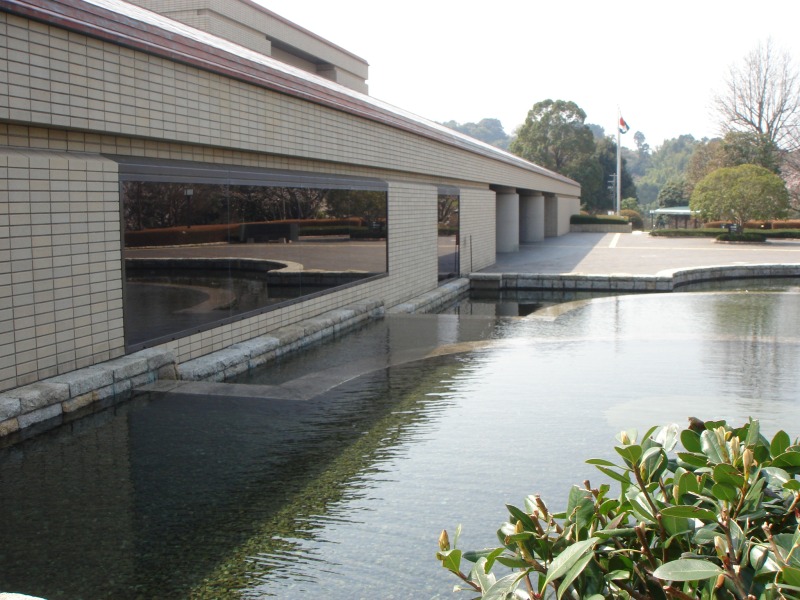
left=0, top=0, right=577, bottom=187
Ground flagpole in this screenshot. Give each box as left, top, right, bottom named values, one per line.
left=616, top=109, right=622, bottom=215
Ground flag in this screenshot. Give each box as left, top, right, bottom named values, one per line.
left=619, top=116, right=630, bottom=134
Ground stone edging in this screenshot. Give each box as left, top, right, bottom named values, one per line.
left=177, top=299, right=384, bottom=381
left=387, top=278, right=470, bottom=313
left=0, top=299, right=385, bottom=442
left=0, top=349, right=176, bottom=440
left=470, top=264, right=800, bottom=292
left=570, top=223, right=632, bottom=233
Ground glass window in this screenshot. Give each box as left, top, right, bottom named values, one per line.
left=437, top=191, right=459, bottom=279
left=118, top=161, right=387, bottom=350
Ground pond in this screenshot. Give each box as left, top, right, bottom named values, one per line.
left=2, top=288, right=800, bottom=599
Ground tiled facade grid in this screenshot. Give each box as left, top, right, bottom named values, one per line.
left=0, top=148, right=124, bottom=391
left=1, top=12, right=578, bottom=197
left=458, top=187, right=497, bottom=273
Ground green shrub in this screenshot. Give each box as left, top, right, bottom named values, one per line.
left=717, top=232, right=767, bottom=243
left=620, top=209, right=643, bottom=230
left=650, top=228, right=723, bottom=238
left=437, top=418, right=800, bottom=599
left=650, top=229, right=800, bottom=239
left=571, top=214, right=629, bottom=225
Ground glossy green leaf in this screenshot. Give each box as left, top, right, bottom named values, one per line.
left=711, top=482, right=739, bottom=502
left=780, top=565, right=800, bottom=587
left=676, top=471, right=700, bottom=497
left=764, top=467, right=792, bottom=486
left=542, top=537, right=599, bottom=590
left=728, top=519, right=745, bottom=558
left=469, top=557, right=496, bottom=593
left=615, top=444, right=643, bottom=466
left=784, top=480, right=800, bottom=491
left=681, top=428, right=702, bottom=452
left=586, top=458, right=618, bottom=467
left=482, top=572, right=524, bottom=600
left=594, top=527, right=637, bottom=540
left=701, top=430, right=727, bottom=464
left=661, top=514, right=691, bottom=537
left=713, top=463, right=745, bottom=487
left=557, top=552, right=594, bottom=600
left=496, top=556, right=531, bottom=569
left=597, top=498, right=619, bottom=517
left=745, top=419, right=760, bottom=448
left=595, top=465, right=631, bottom=485
left=772, top=451, right=800, bottom=469
left=507, top=503, right=537, bottom=532
left=660, top=505, right=718, bottom=522
left=653, top=558, right=724, bottom=581
left=677, top=452, right=709, bottom=468
left=604, top=569, right=631, bottom=581
left=627, top=492, right=655, bottom=523
left=463, top=548, right=502, bottom=563
left=694, top=525, right=722, bottom=545
left=772, top=431, right=791, bottom=457
left=439, top=549, right=462, bottom=573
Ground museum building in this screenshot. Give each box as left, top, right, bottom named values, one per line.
left=0, top=0, right=580, bottom=435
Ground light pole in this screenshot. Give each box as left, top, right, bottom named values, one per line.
left=184, top=188, right=193, bottom=228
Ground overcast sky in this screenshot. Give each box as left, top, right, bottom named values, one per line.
left=256, top=1, right=800, bottom=150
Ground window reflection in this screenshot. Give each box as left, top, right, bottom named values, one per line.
left=122, top=181, right=387, bottom=349
left=438, top=193, right=459, bottom=279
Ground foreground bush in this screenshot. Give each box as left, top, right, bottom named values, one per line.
left=571, top=214, right=629, bottom=225
left=437, top=419, right=800, bottom=599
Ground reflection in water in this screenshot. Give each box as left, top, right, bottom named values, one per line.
left=1, top=291, right=800, bottom=599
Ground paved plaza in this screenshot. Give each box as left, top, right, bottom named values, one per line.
left=481, top=232, right=800, bottom=276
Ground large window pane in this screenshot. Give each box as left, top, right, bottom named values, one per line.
left=122, top=178, right=387, bottom=349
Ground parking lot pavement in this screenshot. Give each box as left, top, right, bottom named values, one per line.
left=481, top=232, right=800, bottom=276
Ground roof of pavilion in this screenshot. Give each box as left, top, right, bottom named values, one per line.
left=0, top=0, right=580, bottom=189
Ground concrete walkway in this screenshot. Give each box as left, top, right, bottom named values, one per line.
left=480, top=232, right=800, bottom=276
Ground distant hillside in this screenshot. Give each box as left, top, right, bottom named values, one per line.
left=441, top=118, right=510, bottom=150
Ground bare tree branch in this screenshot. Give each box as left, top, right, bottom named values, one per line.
left=714, top=38, right=800, bottom=152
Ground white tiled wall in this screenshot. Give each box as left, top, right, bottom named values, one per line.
left=0, top=148, right=124, bottom=392
left=0, top=10, right=577, bottom=393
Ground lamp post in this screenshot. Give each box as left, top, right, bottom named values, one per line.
left=184, top=188, right=193, bottom=228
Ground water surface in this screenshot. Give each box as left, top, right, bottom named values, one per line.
left=2, top=290, right=800, bottom=599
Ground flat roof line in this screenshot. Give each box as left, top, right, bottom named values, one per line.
left=0, top=0, right=578, bottom=188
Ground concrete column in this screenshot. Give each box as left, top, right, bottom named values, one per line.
left=495, top=189, right=519, bottom=253
left=544, top=194, right=559, bottom=238
left=519, top=192, right=545, bottom=242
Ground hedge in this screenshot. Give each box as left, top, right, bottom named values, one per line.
left=570, top=214, right=629, bottom=225
left=651, top=228, right=800, bottom=239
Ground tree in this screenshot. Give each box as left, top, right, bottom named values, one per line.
left=442, top=118, right=511, bottom=150
left=690, top=164, right=790, bottom=226
left=720, top=131, right=782, bottom=174
left=582, top=136, right=636, bottom=213
left=509, top=100, right=600, bottom=208
left=715, top=38, right=800, bottom=151
left=635, top=134, right=698, bottom=205
left=622, top=131, right=652, bottom=180
left=657, top=177, right=689, bottom=207
left=686, top=138, right=726, bottom=194
left=510, top=99, right=595, bottom=179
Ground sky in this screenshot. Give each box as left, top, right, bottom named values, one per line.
left=255, top=1, right=800, bottom=151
